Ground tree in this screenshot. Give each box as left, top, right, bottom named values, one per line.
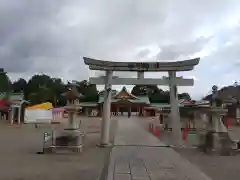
left=0, top=68, right=11, bottom=93
left=131, top=85, right=161, bottom=96
left=25, top=74, right=65, bottom=105
left=131, top=85, right=191, bottom=103
left=12, top=78, right=27, bottom=93
left=51, top=78, right=67, bottom=106
left=178, top=92, right=191, bottom=100
left=150, top=90, right=170, bottom=103
left=75, top=80, right=98, bottom=102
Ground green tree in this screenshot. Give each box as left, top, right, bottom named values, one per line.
left=51, top=78, right=67, bottom=106
left=150, top=90, right=170, bottom=103
left=131, top=85, right=149, bottom=96
left=178, top=92, right=191, bottom=100
left=0, top=68, right=12, bottom=93
left=75, top=80, right=98, bottom=102
left=12, top=78, right=27, bottom=93
left=25, top=74, right=65, bottom=105
left=131, top=85, right=168, bottom=103
left=131, top=85, right=191, bottom=103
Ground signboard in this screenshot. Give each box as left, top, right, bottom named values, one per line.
left=24, top=109, right=52, bottom=124
left=127, top=62, right=157, bottom=70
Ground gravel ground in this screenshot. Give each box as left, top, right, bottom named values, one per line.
left=138, top=116, right=240, bottom=180
left=0, top=117, right=117, bottom=180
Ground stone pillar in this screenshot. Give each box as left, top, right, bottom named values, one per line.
left=236, top=107, right=240, bottom=124
left=168, top=71, right=182, bottom=146
left=68, top=111, right=78, bottom=129
left=117, top=107, right=119, bottom=116
left=68, top=111, right=74, bottom=129
left=98, top=105, right=102, bottom=116
left=99, top=70, right=113, bottom=146
left=137, top=71, right=144, bottom=79
left=18, top=107, right=21, bottom=124
left=128, top=106, right=131, bottom=117
left=10, top=108, right=14, bottom=124
left=212, top=113, right=227, bottom=133
left=85, top=108, right=89, bottom=116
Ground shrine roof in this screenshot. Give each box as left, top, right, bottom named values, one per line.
left=113, top=86, right=137, bottom=99
left=98, top=95, right=150, bottom=104
left=98, top=87, right=150, bottom=104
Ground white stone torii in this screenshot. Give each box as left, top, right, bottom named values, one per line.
left=84, top=57, right=200, bottom=146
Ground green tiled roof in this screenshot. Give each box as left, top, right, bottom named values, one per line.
left=98, top=95, right=150, bottom=104
left=150, top=103, right=171, bottom=108
left=150, top=103, right=184, bottom=108
left=9, top=93, right=24, bottom=101
left=128, top=96, right=150, bottom=104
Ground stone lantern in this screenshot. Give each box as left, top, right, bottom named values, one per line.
left=193, top=85, right=232, bottom=155
left=61, top=83, right=83, bottom=129
left=50, top=83, right=85, bottom=153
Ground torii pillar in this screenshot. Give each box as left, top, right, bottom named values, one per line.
left=169, top=71, right=182, bottom=146
left=99, top=71, right=113, bottom=146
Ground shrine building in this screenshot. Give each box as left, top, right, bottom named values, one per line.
left=79, top=86, right=190, bottom=117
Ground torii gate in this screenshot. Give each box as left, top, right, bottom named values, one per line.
left=83, top=57, right=200, bottom=146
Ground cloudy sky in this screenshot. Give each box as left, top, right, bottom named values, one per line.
left=1, top=0, right=240, bottom=99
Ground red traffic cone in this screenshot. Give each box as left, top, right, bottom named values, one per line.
left=155, top=127, right=160, bottom=137
left=183, top=128, right=187, bottom=140
left=151, top=125, right=155, bottom=134
left=227, top=119, right=230, bottom=128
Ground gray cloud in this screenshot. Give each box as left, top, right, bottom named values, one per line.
left=157, top=37, right=211, bottom=60
left=135, top=49, right=151, bottom=59
left=1, top=0, right=240, bottom=98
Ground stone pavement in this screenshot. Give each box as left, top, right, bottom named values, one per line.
left=106, top=117, right=212, bottom=180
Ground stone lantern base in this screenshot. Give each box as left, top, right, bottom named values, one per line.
left=48, top=129, right=85, bottom=153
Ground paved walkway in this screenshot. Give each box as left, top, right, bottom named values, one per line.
left=106, top=117, right=212, bottom=180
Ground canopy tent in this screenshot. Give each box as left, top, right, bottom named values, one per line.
left=24, top=103, right=66, bottom=124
